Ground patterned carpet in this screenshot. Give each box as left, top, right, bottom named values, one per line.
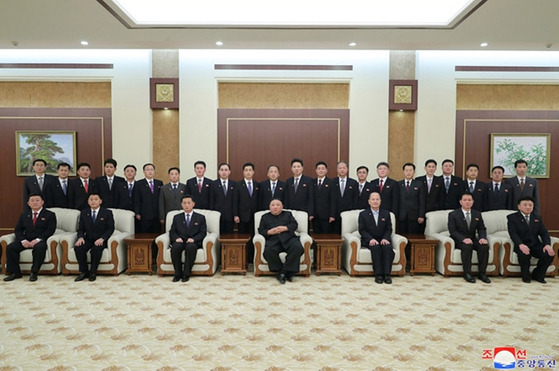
left=0, top=271, right=557, bottom=370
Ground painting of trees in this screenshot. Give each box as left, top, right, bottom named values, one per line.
left=17, top=132, right=76, bottom=175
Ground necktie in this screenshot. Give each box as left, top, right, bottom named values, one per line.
left=149, top=180, right=154, bottom=193
left=359, top=183, right=363, bottom=195
left=108, top=178, right=113, bottom=190
left=373, top=211, right=379, bottom=226
left=223, top=181, right=227, bottom=196
left=520, top=178, right=525, bottom=192
left=271, top=182, right=276, bottom=196
left=248, top=181, right=253, bottom=197
left=186, top=213, right=190, bottom=227
left=340, top=179, right=345, bottom=196
left=173, top=184, right=178, bottom=193
left=469, top=181, right=474, bottom=193
left=465, top=212, right=471, bottom=228
left=445, top=177, right=450, bottom=193
left=294, top=178, right=299, bottom=193
left=198, top=179, right=202, bottom=193
left=379, top=179, right=384, bottom=192
left=62, top=180, right=67, bottom=195
left=129, top=183, right=133, bottom=197
left=32, top=212, right=38, bottom=226
left=84, top=179, right=89, bottom=193
left=38, top=177, right=44, bottom=191
left=406, top=181, right=410, bottom=193
left=525, top=215, right=530, bottom=224
left=427, top=177, right=432, bottom=193
left=92, top=210, right=97, bottom=223
left=495, top=183, right=500, bottom=193
left=318, top=179, right=322, bottom=190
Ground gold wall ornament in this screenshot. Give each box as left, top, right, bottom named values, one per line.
left=394, top=85, right=412, bottom=104
left=155, top=84, right=174, bottom=102
left=150, top=78, right=179, bottom=109
left=389, top=80, right=417, bottom=111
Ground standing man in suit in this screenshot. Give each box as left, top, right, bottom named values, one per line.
left=259, top=165, right=286, bottom=211
left=448, top=192, right=491, bottom=284
left=117, top=164, right=137, bottom=211
left=463, top=163, right=487, bottom=212
left=416, top=159, right=444, bottom=215
left=371, top=162, right=399, bottom=218
left=507, top=159, right=540, bottom=214
left=159, top=167, right=186, bottom=227
left=507, top=196, right=555, bottom=283
left=46, top=162, right=71, bottom=208
left=74, top=193, right=115, bottom=282
left=93, top=158, right=125, bottom=209
left=331, top=161, right=359, bottom=234
left=441, top=159, right=464, bottom=210
left=359, top=192, right=394, bottom=284
left=312, top=161, right=335, bottom=233
left=186, top=161, right=212, bottom=210
left=397, top=163, right=425, bottom=234
left=4, top=194, right=57, bottom=282
left=284, top=158, right=314, bottom=218
left=258, top=199, right=304, bottom=284
left=210, top=162, right=236, bottom=234
left=356, top=166, right=372, bottom=210
left=233, top=162, right=260, bottom=262
left=68, top=162, right=95, bottom=211
left=169, top=195, right=207, bottom=282
left=22, top=159, right=55, bottom=210
left=485, top=165, right=513, bottom=211
left=134, top=163, right=163, bottom=234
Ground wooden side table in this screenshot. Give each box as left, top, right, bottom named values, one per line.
left=219, top=233, right=250, bottom=275
left=405, top=234, right=437, bottom=276
left=312, top=233, right=343, bottom=276
left=124, top=233, right=159, bottom=275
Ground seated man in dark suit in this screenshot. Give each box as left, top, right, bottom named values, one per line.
left=258, top=199, right=304, bottom=284
left=74, top=193, right=115, bottom=282
left=358, top=192, right=394, bottom=284
left=507, top=196, right=555, bottom=284
left=169, top=194, right=207, bottom=282
left=4, top=194, right=57, bottom=282
left=448, top=192, right=491, bottom=284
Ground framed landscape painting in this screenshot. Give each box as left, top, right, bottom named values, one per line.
left=490, top=133, right=550, bottom=178
left=16, top=131, right=77, bottom=176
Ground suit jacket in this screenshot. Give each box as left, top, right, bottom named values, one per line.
left=416, top=175, right=444, bottom=212
left=313, top=177, right=336, bottom=219
left=233, top=179, right=260, bottom=222
left=134, top=178, right=163, bottom=221
left=77, top=207, right=115, bottom=243
left=68, top=178, right=96, bottom=211
left=186, top=177, right=212, bottom=210
left=45, top=178, right=70, bottom=208
left=331, top=177, right=359, bottom=216
left=506, top=176, right=540, bottom=213
left=159, top=182, right=187, bottom=221
left=507, top=211, right=550, bottom=250
left=398, top=179, right=426, bottom=221
left=22, top=174, right=55, bottom=209
left=284, top=175, right=314, bottom=216
left=258, top=210, right=299, bottom=248
left=93, top=175, right=125, bottom=209
left=14, top=208, right=57, bottom=242
left=442, top=175, right=464, bottom=210
left=259, top=179, right=286, bottom=211
left=485, top=181, right=513, bottom=211
left=169, top=211, right=207, bottom=247
left=463, top=179, right=487, bottom=211
left=210, top=179, right=236, bottom=222
left=116, top=181, right=136, bottom=211
left=370, top=177, right=399, bottom=217
left=358, top=208, right=392, bottom=247
left=448, top=208, right=487, bottom=243
left=357, top=181, right=373, bottom=210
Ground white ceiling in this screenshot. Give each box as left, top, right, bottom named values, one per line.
left=1, top=0, right=558, bottom=51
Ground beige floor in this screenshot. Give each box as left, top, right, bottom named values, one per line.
left=0, top=271, right=557, bottom=370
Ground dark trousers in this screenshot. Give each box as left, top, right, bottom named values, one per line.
left=170, top=242, right=199, bottom=277
left=312, top=217, right=331, bottom=234
left=516, top=245, right=554, bottom=281
left=74, top=242, right=106, bottom=274
left=220, top=219, right=235, bottom=234
left=397, top=219, right=422, bottom=234
left=263, top=240, right=304, bottom=275
left=238, top=219, right=254, bottom=264
left=365, top=243, right=394, bottom=276
left=456, top=242, right=489, bottom=274
left=6, top=240, right=47, bottom=274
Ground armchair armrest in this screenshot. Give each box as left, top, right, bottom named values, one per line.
left=253, top=233, right=266, bottom=262
left=0, top=233, right=16, bottom=274
left=341, top=232, right=361, bottom=276
left=427, top=232, right=455, bottom=277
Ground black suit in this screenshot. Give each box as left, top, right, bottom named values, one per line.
left=358, top=208, right=394, bottom=276
left=416, top=175, right=444, bottom=213
left=134, top=178, right=163, bottom=233
left=6, top=208, right=57, bottom=275
left=442, top=175, right=464, bottom=210
left=507, top=176, right=540, bottom=214
left=210, top=179, right=236, bottom=234
left=22, top=174, right=55, bottom=209
left=485, top=181, right=513, bottom=211
left=397, top=179, right=425, bottom=234
left=93, top=175, right=125, bottom=209
left=259, top=179, right=286, bottom=211
left=258, top=210, right=304, bottom=275
left=371, top=178, right=399, bottom=217
left=117, top=181, right=136, bottom=211
left=233, top=180, right=260, bottom=233
left=357, top=181, right=373, bottom=210
left=463, top=180, right=487, bottom=211
left=45, top=178, right=70, bottom=208
left=169, top=211, right=206, bottom=278
left=68, top=178, right=96, bottom=211
left=75, top=207, right=115, bottom=274
left=312, top=177, right=336, bottom=233
left=448, top=208, right=489, bottom=275
left=331, top=177, right=359, bottom=233
left=186, top=177, right=212, bottom=210
left=284, top=175, right=314, bottom=216
left=507, top=211, right=553, bottom=282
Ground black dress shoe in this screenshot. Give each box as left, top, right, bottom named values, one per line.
left=277, top=273, right=286, bottom=284
left=384, top=275, right=392, bottom=284
left=478, top=274, right=491, bottom=284
left=286, top=274, right=294, bottom=282
left=375, top=276, right=384, bottom=284
left=172, top=275, right=181, bottom=282
left=181, top=276, right=190, bottom=282
left=535, top=278, right=547, bottom=284
left=522, top=277, right=531, bottom=283
left=29, top=272, right=38, bottom=282
left=74, top=272, right=89, bottom=282
left=88, top=273, right=97, bottom=282
left=463, top=273, right=476, bottom=283
left=3, top=273, right=22, bottom=282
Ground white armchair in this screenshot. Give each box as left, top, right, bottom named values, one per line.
left=1, top=207, right=80, bottom=275
left=253, top=209, right=312, bottom=277
left=155, top=209, right=221, bottom=276
left=341, top=209, right=407, bottom=276
left=61, top=208, right=134, bottom=275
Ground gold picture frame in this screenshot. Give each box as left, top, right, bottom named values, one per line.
left=490, top=133, right=551, bottom=178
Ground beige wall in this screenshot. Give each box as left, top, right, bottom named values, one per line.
left=0, top=82, right=110, bottom=107
left=457, top=84, right=559, bottom=110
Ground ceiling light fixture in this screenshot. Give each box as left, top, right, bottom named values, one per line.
left=480, top=42, right=488, bottom=47
left=216, top=41, right=224, bottom=46
left=81, top=40, right=89, bottom=46
left=348, top=42, right=357, bottom=47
